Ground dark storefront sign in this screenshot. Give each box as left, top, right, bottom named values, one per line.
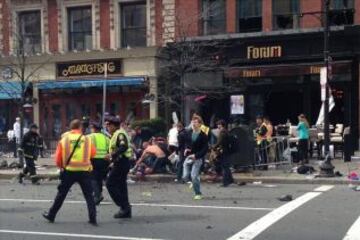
left=224, top=61, right=352, bottom=79
left=57, top=59, right=122, bottom=78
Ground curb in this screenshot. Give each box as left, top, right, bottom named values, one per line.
left=1, top=172, right=358, bottom=185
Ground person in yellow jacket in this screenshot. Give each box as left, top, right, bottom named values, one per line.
left=89, top=122, right=110, bottom=205
left=105, top=117, right=133, bottom=219
left=42, top=119, right=97, bottom=225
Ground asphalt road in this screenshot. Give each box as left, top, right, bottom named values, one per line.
left=0, top=179, right=360, bottom=240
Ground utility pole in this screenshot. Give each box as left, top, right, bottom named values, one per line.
left=319, top=0, right=335, bottom=177
left=102, top=63, right=108, bottom=128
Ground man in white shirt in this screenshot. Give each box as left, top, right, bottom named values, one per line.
left=167, top=124, right=178, bottom=153
left=12, top=117, right=21, bottom=158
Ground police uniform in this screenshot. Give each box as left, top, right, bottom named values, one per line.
left=18, top=125, right=40, bottom=184
left=43, top=129, right=97, bottom=225
left=106, top=127, right=133, bottom=218
left=89, top=130, right=110, bottom=205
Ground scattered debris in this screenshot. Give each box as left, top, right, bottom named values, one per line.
left=206, top=225, right=213, bottom=229
left=233, top=201, right=238, bottom=204
left=0, top=160, right=8, bottom=169
left=253, top=181, right=262, bottom=185
left=142, top=192, right=152, bottom=197
left=238, top=182, right=247, bottom=186
left=277, top=194, right=293, bottom=202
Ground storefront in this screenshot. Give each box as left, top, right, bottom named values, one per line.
left=185, top=26, right=360, bottom=147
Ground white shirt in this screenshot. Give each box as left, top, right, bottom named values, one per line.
left=168, top=127, right=178, bottom=147
left=13, top=121, right=20, bottom=139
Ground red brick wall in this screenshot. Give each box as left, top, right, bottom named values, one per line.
left=155, top=0, right=163, bottom=46
left=355, top=0, right=360, bottom=25
left=2, top=0, right=10, bottom=55
left=226, top=0, right=236, bottom=33
left=47, top=0, right=58, bottom=52
left=300, top=0, right=322, bottom=28
left=262, top=0, right=272, bottom=32
left=100, top=0, right=110, bottom=49
left=175, top=0, right=200, bottom=37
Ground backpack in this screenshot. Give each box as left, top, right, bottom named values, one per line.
left=227, top=134, right=239, bottom=154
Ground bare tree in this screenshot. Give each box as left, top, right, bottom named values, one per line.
left=0, top=32, right=50, bottom=163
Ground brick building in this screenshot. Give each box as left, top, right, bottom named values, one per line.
left=169, top=0, right=360, bottom=150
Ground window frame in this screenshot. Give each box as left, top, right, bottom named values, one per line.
left=272, top=0, right=300, bottom=30
left=67, top=6, right=93, bottom=51
left=120, top=1, right=147, bottom=48
left=202, top=0, right=227, bottom=36
left=17, top=10, right=42, bottom=54
left=329, top=0, right=355, bottom=26
left=236, top=0, right=263, bottom=33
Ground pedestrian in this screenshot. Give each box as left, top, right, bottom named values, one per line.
left=255, top=116, right=268, bottom=170
left=89, top=122, right=110, bottom=205
left=13, top=117, right=21, bottom=159
left=18, top=124, right=41, bottom=185
left=297, top=114, right=310, bottom=164
left=182, top=116, right=208, bottom=200
left=42, top=119, right=97, bottom=225
left=212, top=120, right=234, bottom=187
left=105, top=117, right=133, bottom=219
left=167, top=123, right=178, bottom=153
left=175, top=122, right=189, bottom=182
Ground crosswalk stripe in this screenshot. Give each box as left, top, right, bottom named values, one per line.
left=343, top=216, right=360, bottom=240
left=227, top=185, right=333, bottom=240
left=313, top=185, right=334, bottom=192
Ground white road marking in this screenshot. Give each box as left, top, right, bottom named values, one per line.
left=0, top=229, right=165, bottom=240
left=0, top=198, right=273, bottom=211
left=227, top=185, right=334, bottom=240
left=343, top=215, right=360, bottom=240
left=313, top=185, right=334, bottom=192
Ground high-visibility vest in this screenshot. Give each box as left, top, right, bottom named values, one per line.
left=201, top=125, right=210, bottom=135
left=60, top=133, right=92, bottom=172
left=109, top=128, right=133, bottom=159
left=89, top=132, right=109, bottom=159
left=256, top=123, right=268, bottom=144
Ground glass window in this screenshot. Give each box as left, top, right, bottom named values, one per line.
left=121, top=2, right=146, bottom=48
left=18, top=10, right=42, bottom=54
left=273, top=0, right=300, bottom=30
left=237, top=0, right=262, bottom=33
left=68, top=6, right=92, bottom=51
left=329, top=0, right=354, bottom=26
left=202, top=0, right=226, bottom=35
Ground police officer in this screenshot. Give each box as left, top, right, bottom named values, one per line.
left=106, top=117, right=133, bottom=218
left=18, top=124, right=40, bottom=185
left=42, top=119, right=97, bottom=225
left=89, top=122, right=110, bottom=205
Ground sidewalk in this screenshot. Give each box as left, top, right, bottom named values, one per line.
left=1, top=156, right=360, bottom=185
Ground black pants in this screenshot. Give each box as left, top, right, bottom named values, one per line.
left=91, top=159, right=110, bottom=199
left=47, top=171, right=96, bottom=222
left=219, top=154, right=234, bottom=185
left=258, top=140, right=268, bottom=167
left=106, top=158, right=130, bottom=210
left=23, top=157, right=36, bottom=176
left=176, top=153, right=185, bottom=180
left=298, top=139, right=309, bottom=163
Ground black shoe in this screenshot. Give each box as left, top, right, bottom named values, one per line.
left=88, top=220, right=98, bottom=226
left=94, top=196, right=104, bottom=206
left=113, top=208, right=132, bottom=219
left=42, top=212, right=54, bottom=223
left=18, top=173, right=24, bottom=184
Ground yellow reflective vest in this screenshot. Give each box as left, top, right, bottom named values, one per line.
left=60, top=132, right=93, bottom=172
left=109, top=128, right=133, bottom=159
left=89, top=132, right=110, bottom=159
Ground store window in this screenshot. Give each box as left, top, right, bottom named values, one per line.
left=68, top=6, right=92, bottom=51
left=18, top=10, right=42, bottom=54
left=120, top=2, right=146, bottom=48
left=52, top=105, right=62, bottom=138
left=202, top=0, right=226, bottom=35
left=237, top=0, right=262, bottom=33
left=329, top=0, right=354, bottom=26
left=273, top=0, right=299, bottom=30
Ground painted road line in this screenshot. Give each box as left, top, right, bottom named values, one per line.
left=313, top=185, right=334, bottom=192
left=343, top=215, right=360, bottom=240
left=0, top=198, right=274, bottom=211
left=227, top=185, right=333, bottom=240
left=0, top=229, right=165, bottom=240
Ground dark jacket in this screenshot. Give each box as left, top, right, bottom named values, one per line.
left=21, top=131, right=40, bottom=160
left=187, top=130, right=208, bottom=159
left=213, top=129, right=229, bottom=155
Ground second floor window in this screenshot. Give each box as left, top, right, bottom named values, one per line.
left=329, top=0, right=354, bottom=26
left=202, top=0, right=226, bottom=35
left=273, top=0, right=299, bottom=30
left=237, top=0, right=262, bottom=33
left=121, top=2, right=146, bottom=48
left=68, top=6, right=92, bottom=51
left=18, top=10, right=41, bottom=54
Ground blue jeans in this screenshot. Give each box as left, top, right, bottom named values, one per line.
left=182, top=157, right=203, bottom=195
